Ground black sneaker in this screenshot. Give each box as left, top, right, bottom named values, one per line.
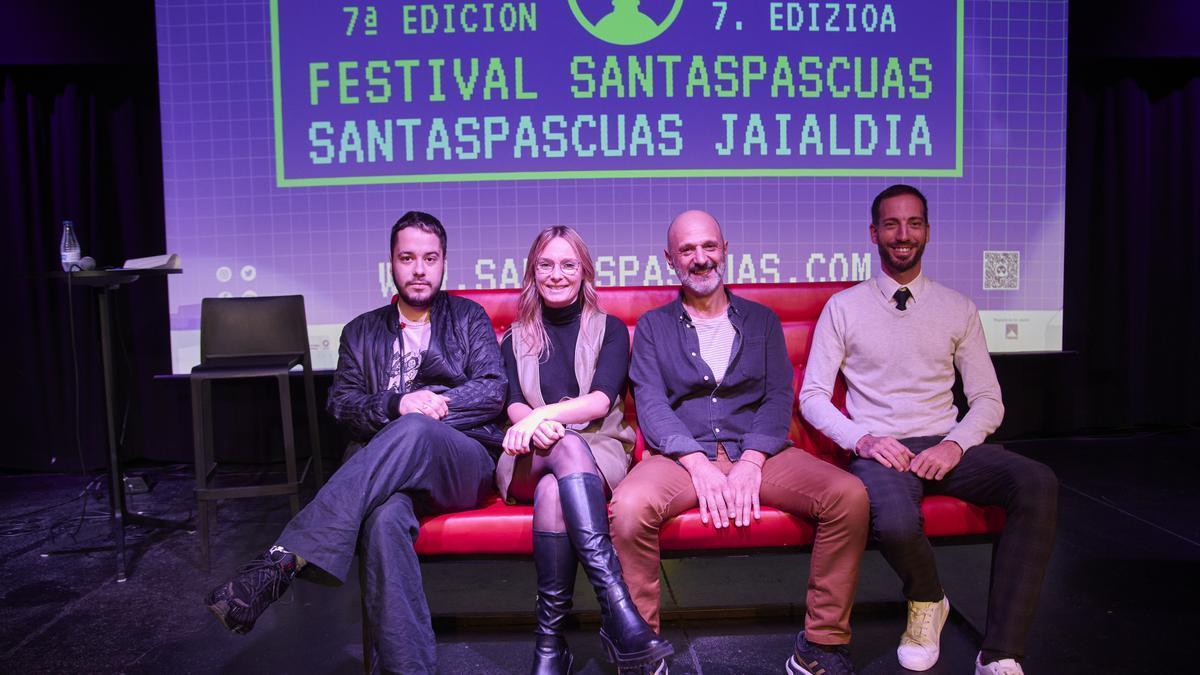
left=618, top=658, right=669, bottom=674
left=785, top=631, right=855, bottom=675
left=206, top=545, right=299, bottom=634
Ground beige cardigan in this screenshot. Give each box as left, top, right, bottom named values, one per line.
left=494, top=309, right=635, bottom=500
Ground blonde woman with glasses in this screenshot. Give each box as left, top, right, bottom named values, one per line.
left=496, top=226, right=674, bottom=674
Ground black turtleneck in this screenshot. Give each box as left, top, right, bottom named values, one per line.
left=501, top=295, right=630, bottom=409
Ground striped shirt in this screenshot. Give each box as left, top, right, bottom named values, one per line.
left=692, top=314, right=737, bottom=384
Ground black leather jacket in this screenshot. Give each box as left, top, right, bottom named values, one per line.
left=327, top=292, right=507, bottom=454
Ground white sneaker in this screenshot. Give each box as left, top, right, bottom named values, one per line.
left=975, top=654, right=1023, bottom=675
left=896, top=595, right=950, bottom=671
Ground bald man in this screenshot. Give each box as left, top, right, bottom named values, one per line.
left=609, top=211, right=869, bottom=675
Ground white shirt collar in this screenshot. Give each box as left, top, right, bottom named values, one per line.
left=876, top=271, right=927, bottom=306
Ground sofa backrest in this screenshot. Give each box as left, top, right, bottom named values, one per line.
left=451, top=282, right=855, bottom=466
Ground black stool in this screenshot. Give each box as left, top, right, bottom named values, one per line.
left=190, top=295, right=324, bottom=569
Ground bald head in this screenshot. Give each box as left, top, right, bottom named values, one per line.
left=665, top=209, right=727, bottom=297
left=667, top=210, right=723, bottom=251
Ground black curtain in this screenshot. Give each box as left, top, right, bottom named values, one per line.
left=0, top=66, right=170, bottom=471
left=1064, top=59, right=1200, bottom=429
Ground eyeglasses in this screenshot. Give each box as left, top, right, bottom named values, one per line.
left=534, top=259, right=581, bottom=277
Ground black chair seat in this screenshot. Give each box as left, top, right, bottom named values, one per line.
left=191, top=353, right=304, bottom=379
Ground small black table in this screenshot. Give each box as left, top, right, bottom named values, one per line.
left=54, top=268, right=185, bottom=581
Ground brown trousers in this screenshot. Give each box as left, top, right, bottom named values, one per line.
left=609, top=447, right=869, bottom=645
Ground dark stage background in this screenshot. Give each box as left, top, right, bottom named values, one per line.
left=1, top=1, right=1198, bottom=472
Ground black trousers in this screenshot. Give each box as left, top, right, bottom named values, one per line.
left=851, top=436, right=1057, bottom=661
left=277, top=414, right=495, bottom=674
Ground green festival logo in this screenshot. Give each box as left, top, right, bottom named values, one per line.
left=569, top=0, right=685, bottom=46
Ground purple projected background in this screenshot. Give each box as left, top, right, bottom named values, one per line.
left=274, top=1, right=958, bottom=181
left=156, top=0, right=1067, bottom=372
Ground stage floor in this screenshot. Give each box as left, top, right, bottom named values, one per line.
left=2, top=428, right=1197, bottom=673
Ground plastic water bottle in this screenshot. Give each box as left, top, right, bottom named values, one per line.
left=60, top=220, right=81, bottom=271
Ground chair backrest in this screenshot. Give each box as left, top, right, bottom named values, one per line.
left=199, top=295, right=310, bottom=362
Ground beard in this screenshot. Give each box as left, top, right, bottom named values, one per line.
left=676, top=258, right=725, bottom=296
left=395, top=277, right=439, bottom=308
left=878, top=240, right=926, bottom=276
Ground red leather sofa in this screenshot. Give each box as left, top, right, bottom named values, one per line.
left=412, top=282, right=1005, bottom=557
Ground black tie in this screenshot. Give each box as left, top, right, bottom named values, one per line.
left=893, top=287, right=912, bottom=311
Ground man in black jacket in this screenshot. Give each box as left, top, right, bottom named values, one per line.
left=205, top=211, right=506, bottom=674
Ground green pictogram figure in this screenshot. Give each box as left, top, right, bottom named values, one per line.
left=569, top=0, right=685, bottom=46
left=596, top=0, right=659, bottom=42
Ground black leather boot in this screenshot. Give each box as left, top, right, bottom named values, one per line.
left=558, top=473, right=674, bottom=668
left=531, top=531, right=576, bottom=675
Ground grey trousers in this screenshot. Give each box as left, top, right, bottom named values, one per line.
left=851, top=436, right=1057, bottom=662
left=277, top=414, right=495, bottom=674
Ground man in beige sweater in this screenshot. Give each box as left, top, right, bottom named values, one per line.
left=800, top=185, right=1058, bottom=675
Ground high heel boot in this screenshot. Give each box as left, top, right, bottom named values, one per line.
left=557, top=473, right=674, bottom=668
left=531, top=531, right=576, bottom=674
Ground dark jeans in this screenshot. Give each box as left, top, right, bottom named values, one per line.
left=277, top=414, right=495, bottom=675
left=851, top=436, right=1057, bottom=661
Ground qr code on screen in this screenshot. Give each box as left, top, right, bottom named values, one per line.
left=983, top=251, right=1020, bottom=290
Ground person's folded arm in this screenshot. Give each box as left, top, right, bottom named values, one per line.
left=529, top=391, right=613, bottom=426
left=439, top=303, right=507, bottom=430
left=798, top=301, right=872, bottom=452
left=630, top=316, right=704, bottom=458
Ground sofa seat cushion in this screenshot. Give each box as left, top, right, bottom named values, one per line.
left=658, top=506, right=815, bottom=552
left=413, top=495, right=1005, bottom=557
left=414, top=497, right=533, bottom=556
left=919, top=494, right=1007, bottom=538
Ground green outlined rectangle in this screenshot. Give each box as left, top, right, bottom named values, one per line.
left=269, top=0, right=966, bottom=188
